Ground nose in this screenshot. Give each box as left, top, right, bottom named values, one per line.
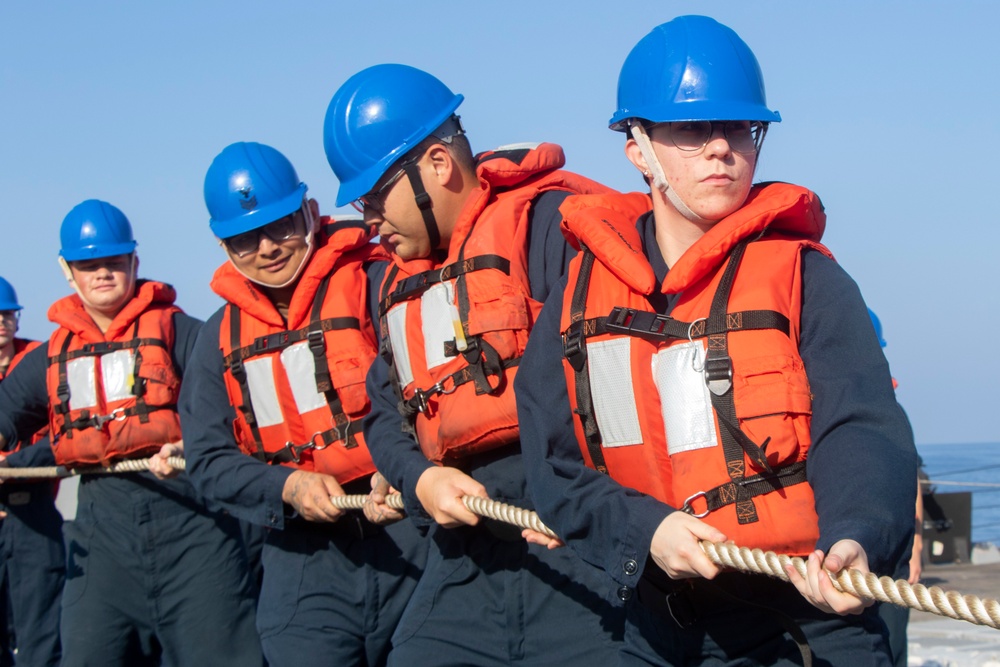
left=704, top=125, right=733, bottom=158
left=363, top=207, right=385, bottom=229
left=257, top=235, right=281, bottom=256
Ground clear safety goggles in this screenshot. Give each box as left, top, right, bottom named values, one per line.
left=224, top=208, right=309, bottom=258
left=655, top=120, right=767, bottom=155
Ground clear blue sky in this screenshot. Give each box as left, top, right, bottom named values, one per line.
left=1, top=1, right=996, bottom=445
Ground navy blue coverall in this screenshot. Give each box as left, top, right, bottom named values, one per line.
left=179, top=260, right=426, bottom=667
left=0, top=312, right=264, bottom=667
left=514, top=209, right=919, bottom=666
left=0, top=436, right=63, bottom=667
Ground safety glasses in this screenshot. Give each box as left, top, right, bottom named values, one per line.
left=224, top=210, right=307, bottom=258
left=659, top=120, right=766, bottom=154
left=351, top=166, right=408, bottom=214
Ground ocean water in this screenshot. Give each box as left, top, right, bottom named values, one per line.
left=916, top=442, right=1000, bottom=546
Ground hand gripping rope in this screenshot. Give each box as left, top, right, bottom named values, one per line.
left=3, top=455, right=997, bottom=629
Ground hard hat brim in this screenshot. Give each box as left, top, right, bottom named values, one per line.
left=209, top=183, right=308, bottom=240
left=610, top=102, right=781, bottom=132
left=59, top=241, right=138, bottom=262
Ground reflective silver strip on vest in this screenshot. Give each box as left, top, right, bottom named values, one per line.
left=281, top=341, right=327, bottom=415
left=244, top=357, right=282, bottom=428
left=66, top=357, right=98, bottom=410
left=386, top=303, right=413, bottom=387
left=652, top=341, right=718, bottom=456
left=586, top=338, right=642, bottom=447
left=101, top=350, right=135, bottom=403
left=420, top=282, right=458, bottom=370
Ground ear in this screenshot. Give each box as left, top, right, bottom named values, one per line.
left=423, top=143, right=454, bottom=186
left=624, top=137, right=649, bottom=176
left=307, top=198, right=321, bottom=231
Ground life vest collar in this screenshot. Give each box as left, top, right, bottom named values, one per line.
left=559, top=191, right=656, bottom=295
left=47, top=280, right=176, bottom=343
left=211, top=218, right=376, bottom=328
left=663, top=182, right=825, bottom=294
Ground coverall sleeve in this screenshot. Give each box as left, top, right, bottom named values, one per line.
left=0, top=345, right=50, bottom=449
left=799, top=251, right=918, bottom=574
left=516, top=279, right=672, bottom=591
left=5, top=436, right=56, bottom=468
left=178, top=307, right=293, bottom=528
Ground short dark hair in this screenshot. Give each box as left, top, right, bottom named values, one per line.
left=402, top=121, right=475, bottom=174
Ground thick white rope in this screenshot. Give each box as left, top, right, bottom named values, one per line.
left=4, top=460, right=997, bottom=629
left=354, top=492, right=1000, bottom=630
left=0, top=456, right=187, bottom=479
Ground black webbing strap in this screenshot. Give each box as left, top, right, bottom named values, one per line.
left=379, top=255, right=510, bottom=313
left=681, top=461, right=808, bottom=516
left=225, top=305, right=267, bottom=461
left=561, top=248, right=609, bottom=474
left=63, top=402, right=178, bottom=434
left=307, top=275, right=359, bottom=450
left=48, top=337, right=169, bottom=364
left=125, top=320, right=151, bottom=424
left=53, top=333, right=74, bottom=434
left=402, top=160, right=441, bottom=252
left=703, top=240, right=774, bottom=525
left=400, top=357, right=521, bottom=418
left=265, top=420, right=358, bottom=465
left=604, top=307, right=789, bottom=343
left=222, top=317, right=361, bottom=367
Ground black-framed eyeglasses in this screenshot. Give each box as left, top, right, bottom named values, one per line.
left=659, top=120, right=767, bottom=154
left=351, top=166, right=408, bottom=214
left=224, top=209, right=307, bottom=258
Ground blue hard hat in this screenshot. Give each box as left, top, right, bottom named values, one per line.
left=59, top=200, right=137, bottom=261
left=0, top=276, right=22, bottom=311
left=324, top=64, right=464, bottom=207
left=610, top=16, right=781, bottom=131
left=204, top=142, right=308, bottom=240
left=868, top=308, right=887, bottom=348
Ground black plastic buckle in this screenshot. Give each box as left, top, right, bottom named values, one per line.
left=562, top=326, right=586, bottom=372
left=307, top=329, right=325, bottom=355
left=704, top=355, right=733, bottom=396
left=229, top=356, right=246, bottom=380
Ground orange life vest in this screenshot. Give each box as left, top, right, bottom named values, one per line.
left=560, top=183, right=831, bottom=556
left=378, top=142, right=613, bottom=463
left=213, top=218, right=384, bottom=482
left=46, top=281, right=183, bottom=466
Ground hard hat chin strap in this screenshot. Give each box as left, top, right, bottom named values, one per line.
left=401, top=160, right=441, bottom=251
left=630, top=122, right=716, bottom=226
left=230, top=205, right=318, bottom=290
